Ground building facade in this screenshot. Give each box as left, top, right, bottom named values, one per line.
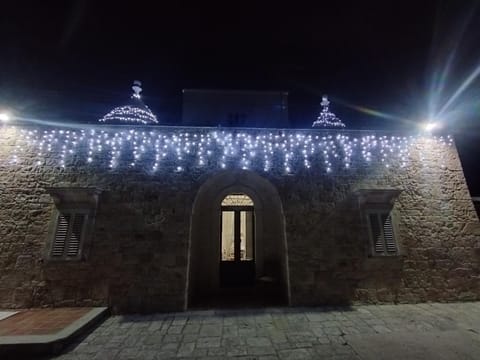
left=473, top=197, right=480, bottom=219
left=0, top=123, right=479, bottom=313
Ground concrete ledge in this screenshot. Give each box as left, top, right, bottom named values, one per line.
left=0, top=312, right=18, bottom=321
left=0, top=307, right=109, bottom=356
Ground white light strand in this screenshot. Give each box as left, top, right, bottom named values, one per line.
left=312, top=95, right=346, bottom=128
left=99, top=81, right=158, bottom=124
left=99, top=105, right=158, bottom=125
left=8, top=126, right=453, bottom=175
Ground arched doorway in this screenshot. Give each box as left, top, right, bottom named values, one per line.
left=186, top=170, right=290, bottom=308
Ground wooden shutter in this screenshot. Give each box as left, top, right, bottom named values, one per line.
left=381, top=213, right=396, bottom=253
left=67, top=214, right=85, bottom=257
left=52, top=214, right=70, bottom=257
left=369, top=213, right=384, bottom=254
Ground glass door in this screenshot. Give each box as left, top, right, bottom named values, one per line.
left=221, top=210, right=254, bottom=261
left=220, top=194, right=255, bottom=287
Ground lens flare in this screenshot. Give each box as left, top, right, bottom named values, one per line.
left=333, top=98, right=415, bottom=128
left=426, top=3, right=480, bottom=129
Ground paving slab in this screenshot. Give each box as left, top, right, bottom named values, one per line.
left=50, top=302, right=480, bottom=360
left=346, top=329, right=480, bottom=360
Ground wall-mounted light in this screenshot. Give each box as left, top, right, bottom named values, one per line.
left=422, top=121, right=440, bottom=132
left=0, top=112, right=11, bottom=122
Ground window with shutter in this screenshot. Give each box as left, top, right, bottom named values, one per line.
left=369, top=213, right=384, bottom=254
left=367, top=210, right=398, bottom=256
left=381, top=214, right=397, bottom=254
left=45, top=187, right=100, bottom=262
left=52, top=214, right=70, bottom=257
left=50, top=212, right=87, bottom=260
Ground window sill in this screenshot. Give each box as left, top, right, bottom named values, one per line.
left=43, top=256, right=85, bottom=263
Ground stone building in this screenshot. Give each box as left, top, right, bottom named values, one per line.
left=473, top=197, right=480, bottom=219
left=0, top=85, right=479, bottom=313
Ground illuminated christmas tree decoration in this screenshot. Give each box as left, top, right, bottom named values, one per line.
left=99, top=81, right=158, bottom=124
left=312, top=95, right=346, bottom=128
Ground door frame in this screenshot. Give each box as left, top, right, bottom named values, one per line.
left=220, top=205, right=255, bottom=261
left=220, top=205, right=255, bottom=287
left=186, top=170, right=291, bottom=309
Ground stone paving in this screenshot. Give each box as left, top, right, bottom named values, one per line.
left=50, top=302, right=480, bottom=359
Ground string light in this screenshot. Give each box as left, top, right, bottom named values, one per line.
left=99, top=80, right=158, bottom=125
left=312, top=95, right=346, bottom=128
left=6, top=125, right=453, bottom=175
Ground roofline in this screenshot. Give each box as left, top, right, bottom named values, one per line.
left=4, top=121, right=453, bottom=136
left=182, top=88, right=289, bottom=96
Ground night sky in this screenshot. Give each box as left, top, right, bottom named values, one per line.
left=1, top=1, right=479, bottom=194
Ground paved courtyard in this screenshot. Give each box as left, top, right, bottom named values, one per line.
left=51, top=302, right=480, bottom=359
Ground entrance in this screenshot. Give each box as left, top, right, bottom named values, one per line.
left=187, top=170, right=291, bottom=309
left=220, top=194, right=255, bottom=287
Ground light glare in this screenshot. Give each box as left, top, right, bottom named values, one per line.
left=0, top=113, right=11, bottom=122
left=423, top=121, right=440, bottom=132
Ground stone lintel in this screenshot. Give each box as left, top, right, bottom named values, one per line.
left=355, top=189, right=402, bottom=206
left=45, top=187, right=102, bottom=209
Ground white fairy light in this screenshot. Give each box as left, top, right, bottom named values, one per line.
left=8, top=125, right=452, bottom=175
left=99, top=81, right=158, bottom=125
left=312, top=95, right=346, bottom=128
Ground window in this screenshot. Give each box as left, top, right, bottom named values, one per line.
left=367, top=210, right=398, bottom=256
left=355, top=189, right=402, bottom=257
left=221, top=194, right=254, bottom=206
left=45, top=187, right=101, bottom=261
left=50, top=211, right=89, bottom=260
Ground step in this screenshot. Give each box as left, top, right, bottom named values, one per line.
left=0, top=307, right=108, bottom=356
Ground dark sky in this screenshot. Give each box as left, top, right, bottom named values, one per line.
left=1, top=1, right=479, bottom=194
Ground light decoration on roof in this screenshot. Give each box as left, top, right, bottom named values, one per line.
left=99, top=81, right=158, bottom=125
left=7, top=126, right=453, bottom=174
left=312, top=95, right=346, bottom=128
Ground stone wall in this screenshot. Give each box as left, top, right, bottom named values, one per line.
left=473, top=200, right=480, bottom=219
left=281, top=141, right=480, bottom=305
left=0, top=124, right=478, bottom=313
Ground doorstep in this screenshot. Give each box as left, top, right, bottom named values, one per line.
left=0, top=307, right=108, bottom=356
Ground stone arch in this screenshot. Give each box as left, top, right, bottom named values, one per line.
left=186, top=170, right=290, bottom=308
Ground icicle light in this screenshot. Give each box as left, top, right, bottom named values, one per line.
left=6, top=125, right=453, bottom=174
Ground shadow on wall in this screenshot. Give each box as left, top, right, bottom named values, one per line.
left=278, top=167, right=406, bottom=306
